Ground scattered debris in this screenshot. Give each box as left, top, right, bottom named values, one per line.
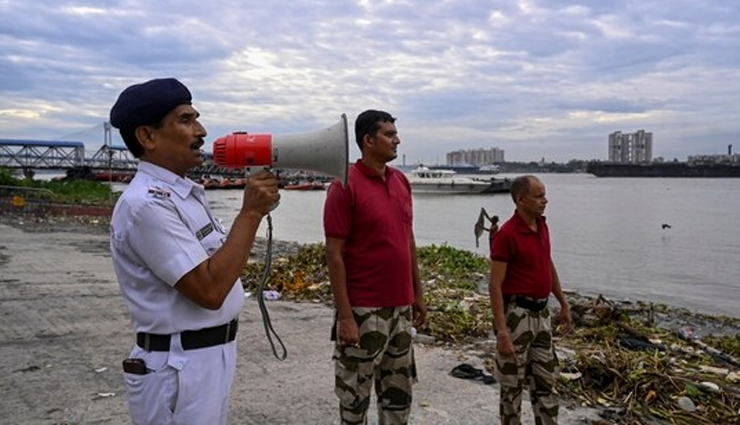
left=262, top=290, right=281, bottom=301
left=17, top=365, right=41, bottom=373
left=414, top=333, right=436, bottom=345
left=450, top=363, right=495, bottom=385
left=560, top=372, right=582, bottom=381
left=677, top=396, right=696, bottom=412
left=241, top=242, right=740, bottom=424
left=93, top=392, right=116, bottom=400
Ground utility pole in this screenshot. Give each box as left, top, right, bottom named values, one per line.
left=105, top=121, right=113, bottom=205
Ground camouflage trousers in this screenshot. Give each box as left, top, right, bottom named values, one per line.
left=332, top=306, right=417, bottom=425
left=494, top=302, right=559, bottom=425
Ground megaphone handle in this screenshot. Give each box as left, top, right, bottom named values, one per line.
left=244, top=167, right=280, bottom=211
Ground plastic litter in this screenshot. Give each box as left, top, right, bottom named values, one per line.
left=676, top=325, right=695, bottom=340
left=93, top=392, right=116, bottom=400
left=699, top=365, right=729, bottom=376
left=560, top=372, right=582, bottom=381
left=262, top=290, right=281, bottom=301
left=699, top=381, right=721, bottom=394
left=677, top=396, right=696, bottom=412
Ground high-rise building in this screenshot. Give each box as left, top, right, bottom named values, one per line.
left=446, top=147, right=505, bottom=165
left=608, top=130, right=652, bottom=163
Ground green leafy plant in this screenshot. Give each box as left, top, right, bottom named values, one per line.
left=0, top=167, right=114, bottom=205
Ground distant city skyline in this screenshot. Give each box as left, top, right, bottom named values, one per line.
left=445, top=147, right=505, bottom=166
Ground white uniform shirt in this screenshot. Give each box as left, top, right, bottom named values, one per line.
left=111, top=161, right=244, bottom=334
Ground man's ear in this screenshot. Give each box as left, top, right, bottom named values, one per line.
left=362, top=133, right=374, bottom=150
left=135, top=126, right=157, bottom=152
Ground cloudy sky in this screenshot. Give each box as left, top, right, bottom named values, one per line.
left=1, top=0, right=739, bottom=164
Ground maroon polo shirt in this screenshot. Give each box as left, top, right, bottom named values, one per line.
left=323, top=160, right=415, bottom=307
left=490, top=211, right=553, bottom=299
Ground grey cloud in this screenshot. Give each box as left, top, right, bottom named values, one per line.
left=1, top=0, right=739, bottom=163
left=555, top=96, right=668, bottom=114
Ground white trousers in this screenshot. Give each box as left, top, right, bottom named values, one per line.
left=123, top=337, right=237, bottom=425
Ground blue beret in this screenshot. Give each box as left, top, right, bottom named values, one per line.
left=109, top=78, right=192, bottom=130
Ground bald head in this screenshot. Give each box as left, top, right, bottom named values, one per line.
left=509, top=175, right=540, bottom=203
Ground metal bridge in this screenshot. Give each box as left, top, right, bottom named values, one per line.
left=0, top=138, right=139, bottom=170
left=0, top=123, right=239, bottom=178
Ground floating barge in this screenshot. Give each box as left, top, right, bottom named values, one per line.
left=587, top=162, right=740, bottom=178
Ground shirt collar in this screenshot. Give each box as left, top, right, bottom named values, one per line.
left=355, top=159, right=393, bottom=180
left=511, top=210, right=546, bottom=234
left=137, top=161, right=197, bottom=198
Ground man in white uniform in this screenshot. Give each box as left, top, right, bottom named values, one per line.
left=109, top=78, right=279, bottom=425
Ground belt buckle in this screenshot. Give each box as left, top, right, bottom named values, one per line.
left=143, top=333, right=151, bottom=351
left=512, top=295, right=546, bottom=312
left=530, top=298, right=547, bottom=311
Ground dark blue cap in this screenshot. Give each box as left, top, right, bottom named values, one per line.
left=109, top=78, right=192, bottom=130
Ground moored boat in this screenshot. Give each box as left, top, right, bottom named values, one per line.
left=406, top=166, right=504, bottom=194
left=283, top=181, right=326, bottom=191
left=198, top=175, right=247, bottom=189
left=477, top=164, right=501, bottom=174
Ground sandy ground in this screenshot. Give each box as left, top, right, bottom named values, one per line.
left=0, top=215, right=602, bottom=424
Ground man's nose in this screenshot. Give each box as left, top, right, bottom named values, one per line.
left=195, top=120, right=207, bottom=137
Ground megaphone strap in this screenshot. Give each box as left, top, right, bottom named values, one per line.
left=257, top=214, right=288, bottom=361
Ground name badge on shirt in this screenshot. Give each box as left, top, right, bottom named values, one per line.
left=147, top=187, right=171, bottom=199
left=196, top=223, right=214, bottom=240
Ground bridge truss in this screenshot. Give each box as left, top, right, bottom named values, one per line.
left=0, top=137, right=243, bottom=178
left=0, top=139, right=86, bottom=170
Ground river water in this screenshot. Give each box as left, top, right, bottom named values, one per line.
left=204, top=173, right=740, bottom=318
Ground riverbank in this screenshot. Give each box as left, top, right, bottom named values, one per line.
left=1, top=212, right=738, bottom=424
left=0, top=213, right=604, bottom=424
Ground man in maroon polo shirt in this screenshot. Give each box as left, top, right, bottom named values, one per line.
left=323, top=109, right=427, bottom=424
left=489, top=175, right=572, bottom=425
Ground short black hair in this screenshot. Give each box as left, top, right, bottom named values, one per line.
left=118, top=119, right=164, bottom=158
left=354, top=109, right=396, bottom=152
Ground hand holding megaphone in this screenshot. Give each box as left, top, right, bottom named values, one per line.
left=240, top=170, right=280, bottom=217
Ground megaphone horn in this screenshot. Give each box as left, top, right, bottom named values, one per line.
left=212, top=114, right=349, bottom=185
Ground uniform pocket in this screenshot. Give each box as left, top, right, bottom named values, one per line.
left=123, top=352, right=178, bottom=422
left=334, top=356, right=361, bottom=406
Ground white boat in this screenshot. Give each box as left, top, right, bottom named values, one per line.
left=406, top=166, right=493, bottom=195
left=478, top=164, right=501, bottom=174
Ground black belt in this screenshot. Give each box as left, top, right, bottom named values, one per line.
left=504, top=294, right=549, bottom=312
left=136, top=319, right=239, bottom=352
